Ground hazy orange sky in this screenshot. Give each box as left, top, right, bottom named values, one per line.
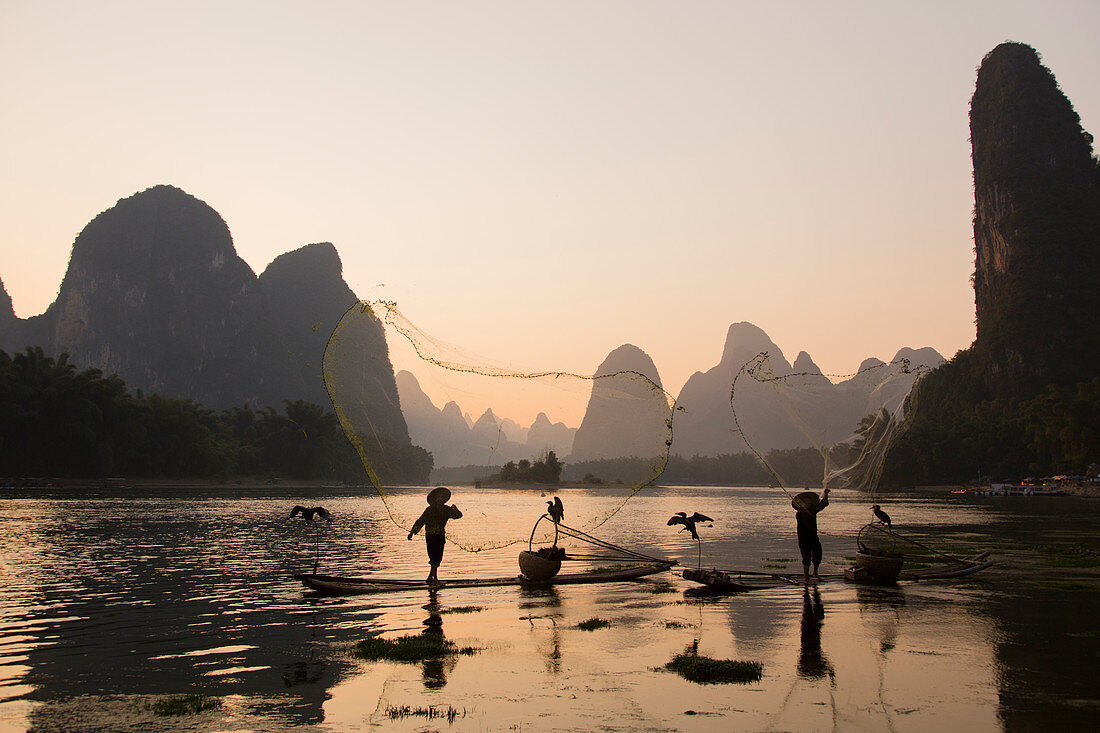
left=2, top=2, right=1097, bottom=425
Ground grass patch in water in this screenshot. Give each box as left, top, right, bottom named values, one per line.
left=665, top=653, right=763, bottom=684
left=355, top=634, right=478, bottom=662
left=386, top=705, right=464, bottom=723
left=576, top=617, right=612, bottom=631
left=764, top=557, right=792, bottom=563
left=645, top=584, right=678, bottom=594
left=441, top=605, right=483, bottom=614
left=149, top=694, right=222, bottom=716
left=664, top=620, right=692, bottom=629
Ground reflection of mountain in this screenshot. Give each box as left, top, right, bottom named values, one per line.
left=396, top=370, right=575, bottom=468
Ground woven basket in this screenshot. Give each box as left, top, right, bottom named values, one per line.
left=519, top=550, right=562, bottom=580
left=855, top=551, right=904, bottom=582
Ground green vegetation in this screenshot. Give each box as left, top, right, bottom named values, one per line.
left=665, top=653, right=763, bottom=684
left=354, top=634, right=478, bottom=662
left=441, top=606, right=483, bottom=614
left=0, top=347, right=431, bottom=483
left=385, top=705, right=464, bottom=723
left=149, top=694, right=222, bottom=716
left=576, top=617, right=612, bottom=631
left=886, top=376, right=1100, bottom=484
left=487, top=451, right=563, bottom=484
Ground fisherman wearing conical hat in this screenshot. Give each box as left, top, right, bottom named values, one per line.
left=793, top=488, right=830, bottom=583
left=408, top=486, right=463, bottom=584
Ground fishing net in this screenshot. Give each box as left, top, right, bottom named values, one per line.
left=730, top=351, right=933, bottom=505
left=323, top=300, right=676, bottom=551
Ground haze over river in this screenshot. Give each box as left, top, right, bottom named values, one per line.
left=0, top=485, right=1096, bottom=732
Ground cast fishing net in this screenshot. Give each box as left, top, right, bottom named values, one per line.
left=323, top=300, right=676, bottom=551
left=729, top=351, right=933, bottom=506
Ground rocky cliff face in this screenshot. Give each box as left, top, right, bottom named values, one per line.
left=670, top=322, right=944, bottom=456
left=0, top=186, right=412, bottom=446
left=970, top=42, right=1100, bottom=397
left=34, top=185, right=302, bottom=408
left=259, top=242, right=409, bottom=443
left=569, top=344, right=669, bottom=461
left=395, top=370, right=575, bottom=468
left=671, top=322, right=796, bottom=456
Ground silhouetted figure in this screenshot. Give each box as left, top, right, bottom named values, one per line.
left=408, top=487, right=463, bottom=584
left=872, top=504, right=892, bottom=528
left=667, top=512, right=712, bottom=541
left=547, top=496, right=564, bottom=524
left=794, top=489, right=829, bottom=582
left=289, top=505, right=332, bottom=523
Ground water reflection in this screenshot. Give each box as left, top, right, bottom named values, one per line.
left=797, top=586, right=832, bottom=680
left=0, top=486, right=1096, bottom=731
left=419, top=589, right=454, bottom=689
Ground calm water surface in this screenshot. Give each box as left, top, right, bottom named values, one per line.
left=0, top=485, right=1096, bottom=732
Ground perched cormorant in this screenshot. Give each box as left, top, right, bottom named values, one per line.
left=667, top=511, right=713, bottom=541
left=547, top=496, right=565, bottom=524
left=290, top=505, right=332, bottom=523
left=871, top=504, right=891, bottom=528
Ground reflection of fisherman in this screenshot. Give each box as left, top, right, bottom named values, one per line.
left=408, top=487, right=463, bottom=584
left=795, top=488, right=829, bottom=582
left=797, top=586, right=831, bottom=679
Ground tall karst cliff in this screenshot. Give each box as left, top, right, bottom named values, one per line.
left=259, top=242, right=409, bottom=443
left=0, top=186, right=412, bottom=446
left=884, top=43, right=1099, bottom=484
left=969, top=42, right=1100, bottom=398
left=569, top=344, right=669, bottom=461
left=36, top=185, right=301, bottom=408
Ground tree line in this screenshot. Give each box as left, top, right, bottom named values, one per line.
left=884, top=375, right=1100, bottom=484
left=0, top=347, right=432, bottom=483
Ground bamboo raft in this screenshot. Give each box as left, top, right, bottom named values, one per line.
left=296, top=561, right=675, bottom=595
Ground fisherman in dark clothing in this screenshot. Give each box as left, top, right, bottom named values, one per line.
left=408, top=486, right=463, bottom=584
left=795, top=488, right=830, bottom=582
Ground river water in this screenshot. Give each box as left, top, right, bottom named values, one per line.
left=0, top=485, right=1096, bottom=732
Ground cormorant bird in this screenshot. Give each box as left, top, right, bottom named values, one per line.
left=290, top=505, right=332, bottom=523
left=547, top=496, right=564, bottom=524
left=667, top=511, right=712, bottom=541
left=871, top=504, right=891, bottom=528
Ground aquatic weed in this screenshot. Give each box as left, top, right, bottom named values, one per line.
left=149, top=694, right=222, bottom=716
left=665, top=653, right=763, bottom=684
left=664, top=620, right=692, bottom=629
left=576, top=617, right=612, bottom=631
left=355, top=634, right=479, bottom=662
left=386, top=704, right=464, bottom=723
left=442, top=605, right=484, bottom=614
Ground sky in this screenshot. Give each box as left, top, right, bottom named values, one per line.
left=2, top=1, right=1098, bottom=425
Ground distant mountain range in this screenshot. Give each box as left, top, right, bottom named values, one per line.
left=0, top=184, right=944, bottom=471
left=397, top=328, right=943, bottom=466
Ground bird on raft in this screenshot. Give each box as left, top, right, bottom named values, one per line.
left=667, top=512, right=713, bottom=541
left=289, top=506, right=332, bottom=523
left=871, top=504, right=892, bottom=528
left=547, top=496, right=565, bottom=524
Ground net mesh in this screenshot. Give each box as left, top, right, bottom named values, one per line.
left=323, top=300, right=676, bottom=551
left=730, top=351, right=932, bottom=503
